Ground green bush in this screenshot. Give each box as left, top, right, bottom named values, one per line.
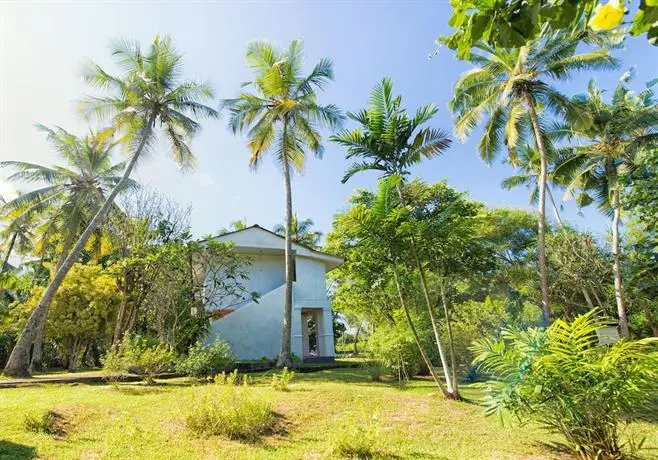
left=363, top=361, right=388, bottom=382
left=271, top=367, right=295, bottom=391
left=185, top=386, right=276, bottom=441
left=177, top=339, right=233, bottom=380
left=213, top=369, right=241, bottom=386
left=472, top=309, right=658, bottom=459
left=331, top=413, right=383, bottom=459
left=366, top=324, right=425, bottom=381
left=102, top=334, right=175, bottom=384
left=23, top=410, right=63, bottom=435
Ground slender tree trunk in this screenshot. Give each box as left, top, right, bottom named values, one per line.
left=611, top=188, right=629, bottom=338
left=391, top=265, right=448, bottom=397
left=582, top=288, right=595, bottom=310
left=438, top=276, right=459, bottom=398
left=547, top=186, right=564, bottom=227
left=277, top=120, right=294, bottom=369
left=353, top=326, right=360, bottom=354
left=31, top=237, right=74, bottom=372
left=1, top=232, right=17, bottom=274
left=641, top=303, right=658, bottom=337
left=394, top=182, right=456, bottom=397
left=3, top=117, right=154, bottom=377
left=524, top=91, right=551, bottom=327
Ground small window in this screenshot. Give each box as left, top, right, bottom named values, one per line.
left=292, top=257, right=297, bottom=282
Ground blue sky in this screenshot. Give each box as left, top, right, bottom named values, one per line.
left=1, top=2, right=656, bottom=242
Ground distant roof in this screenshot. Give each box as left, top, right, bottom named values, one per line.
left=212, top=224, right=344, bottom=271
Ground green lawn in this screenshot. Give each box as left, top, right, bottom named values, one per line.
left=1, top=368, right=656, bottom=459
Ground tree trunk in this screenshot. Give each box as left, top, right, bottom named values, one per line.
left=641, top=303, right=658, bottom=337
left=611, top=188, right=629, bottom=338
left=1, top=232, right=17, bottom=274
left=547, top=186, right=564, bottom=227
left=391, top=265, right=448, bottom=397
left=438, top=276, right=459, bottom=398
left=353, top=326, right=360, bottom=354
left=582, top=288, right=595, bottom=310
left=524, top=91, right=551, bottom=327
left=277, top=120, right=294, bottom=369
left=31, top=236, right=74, bottom=372
left=3, top=116, right=154, bottom=377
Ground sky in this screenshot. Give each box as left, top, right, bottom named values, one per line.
left=1, top=1, right=657, bottom=243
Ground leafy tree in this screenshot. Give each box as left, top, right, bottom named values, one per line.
left=557, top=76, right=658, bottom=337
left=4, top=35, right=217, bottom=377
left=273, top=214, right=322, bottom=249
left=439, top=0, right=650, bottom=58
left=450, top=30, right=617, bottom=326
left=222, top=39, right=342, bottom=367
left=0, top=202, right=34, bottom=274
left=472, top=310, right=658, bottom=459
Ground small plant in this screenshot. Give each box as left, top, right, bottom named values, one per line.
left=271, top=367, right=295, bottom=391
left=185, top=386, right=276, bottom=441
left=214, top=369, right=241, bottom=386
left=331, top=413, right=383, bottom=459
left=472, top=309, right=658, bottom=459
left=102, top=334, right=174, bottom=385
left=23, top=410, right=64, bottom=436
left=177, top=339, right=233, bottom=381
left=363, top=361, right=388, bottom=382
left=242, top=374, right=253, bottom=386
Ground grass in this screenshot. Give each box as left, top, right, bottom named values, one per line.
left=0, top=368, right=656, bottom=459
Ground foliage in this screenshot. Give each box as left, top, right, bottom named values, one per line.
left=331, top=412, right=383, bottom=459
left=214, top=369, right=241, bottom=386
left=472, top=310, right=658, bottom=458
left=366, top=321, right=426, bottom=380
left=271, top=367, right=295, bottom=391
left=363, top=361, right=388, bottom=382
left=185, top=386, right=276, bottom=442
left=102, top=334, right=174, bottom=384
left=438, top=0, right=648, bottom=59
left=177, top=339, right=233, bottom=380
left=23, top=410, right=64, bottom=436
left=273, top=214, right=323, bottom=249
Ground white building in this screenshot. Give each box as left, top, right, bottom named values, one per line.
left=205, top=225, right=343, bottom=362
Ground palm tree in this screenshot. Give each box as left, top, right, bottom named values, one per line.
left=4, top=35, right=218, bottom=377
left=557, top=77, right=658, bottom=338
left=2, top=126, right=133, bottom=371
left=218, top=219, right=249, bottom=235
left=222, top=39, right=342, bottom=368
left=273, top=214, right=322, bottom=249
left=0, top=201, right=34, bottom=274
left=450, top=30, right=617, bottom=326
left=331, top=78, right=456, bottom=397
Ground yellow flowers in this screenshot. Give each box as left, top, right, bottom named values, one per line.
left=589, top=0, right=625, bottom=31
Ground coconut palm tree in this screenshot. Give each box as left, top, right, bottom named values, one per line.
left=222, top=39, right=342, bottom=368
left=557, top=77, right=658, bottom=338
left=4, top=35, right=218, bottom=377
left=450, top=30, right=618, bottom=326
left=0, top=199, right=34, bottom=274
left=331, top=78, right=457, bottom=397
left=273, top=214, right=322, bottom=249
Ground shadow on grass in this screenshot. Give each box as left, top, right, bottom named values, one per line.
left=0, top=441, right=36, bottom=460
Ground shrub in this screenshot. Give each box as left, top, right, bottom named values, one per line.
left=331, top=413, right=383, bottom=459
left=177, top=339, right=233, bottom=380
left=213, top=369, right=241, bottom=386
left=23, top=410, right=63, bottom=435
left=271, top=367, right=295, bottom=391
left=366, top=324, right=425, bottom=381
left=472, top=309, right=658, bottom=459
left=363, top=361, right=387, bottom=382
left=185, top=386, right=276, bottom=441
left=102, top=334, right=175, bottom=384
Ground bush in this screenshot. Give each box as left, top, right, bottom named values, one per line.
left=102, top=334, right=175, bottom=384
left=177, top=339, right=233, bottom=380
left=366, top=324, right=425, bottom=381
left=185, top=386, right=276, bottom=441
left=331, top=413, right=383, bottom=459
left=271, top=367, right=295, bottom=391
left=23, top=410, right=64, bottom=435
left=472, top=309, right=658, bottom=459
left=363, top=361, right=387, bottom=382
left=213, top=369, right=242, bottom=386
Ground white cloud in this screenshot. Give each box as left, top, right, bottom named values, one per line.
left=0, top=180, right=17, bottom=201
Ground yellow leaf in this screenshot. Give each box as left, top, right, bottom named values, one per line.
left=588, top=0, right=625, bottom=31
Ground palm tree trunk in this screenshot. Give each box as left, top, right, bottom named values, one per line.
left=1, top=232, right=17, bottom=274
left=277, top=120, right=294, bottom=369
left=611, top=188, right=629, bottom=338
left=524, top=91, right=551, bottom=327
left=391, top=264, right=448, bottom=396
left=394, top=182, right=456, bottom=398
left=31, top=236, right=74, bottom=372
left=3, top=117, right=154, bottom=377
left=438, top=276, right=459, bottom=397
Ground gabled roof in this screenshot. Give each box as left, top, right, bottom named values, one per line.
left=212, top=224, right=344, bottom=271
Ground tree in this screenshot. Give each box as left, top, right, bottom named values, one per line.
left=331, top=78, right=457, bottom=397
left=0, top=203, right=34, bottom=274
left=3, top=35, right=218, bottom=377
left=450, top=30, right=617, bottom=326
left=218, top=219, right=249, bottom=235
left=439, top=0, right=650, bottom=58
left=222, top=40, right=342, bottom=368
left=273, top=214, right=322, bottom=249
left=557, top=77, right=658, bottom=338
